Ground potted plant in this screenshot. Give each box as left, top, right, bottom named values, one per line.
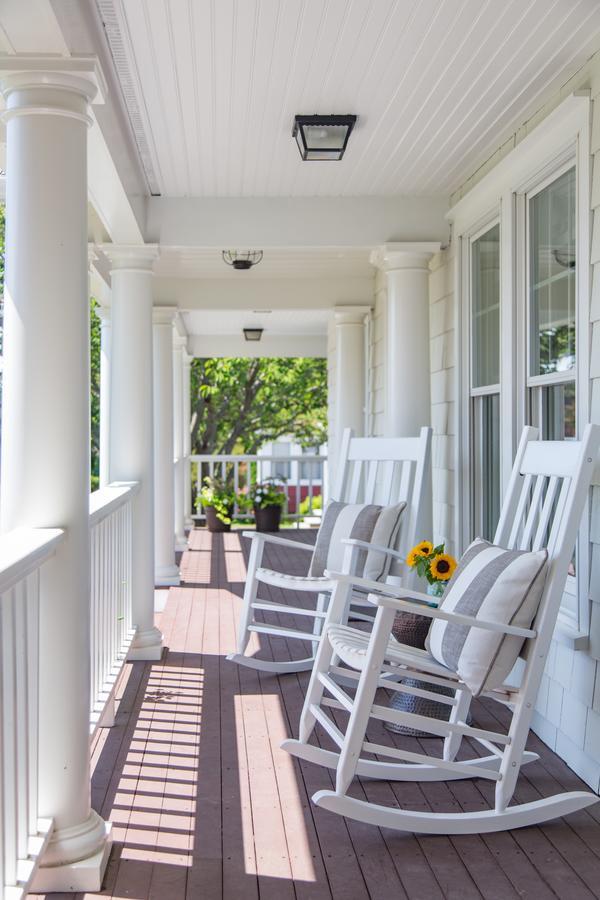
left=197, top=475, right=238, bottom=533
left=249, top=477, right=287, bottom=532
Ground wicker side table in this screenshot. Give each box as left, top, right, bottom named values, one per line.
left=385, top=610, right=454, bottom=737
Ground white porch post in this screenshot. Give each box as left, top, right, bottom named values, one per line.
left=153, top=308, right=180, bottom=585
left=173, top=334, right=187, bottom=549
left=183, top=351, right=194, bottom=527
left=370, top=243, right=439, bottom=437
left=0, top=60, right=110, bottom=889
left=96, top=302, right=112, bottom=489
left=333, top=307, right=370, bottom=458
left=103, top=244, right=163, bottom=661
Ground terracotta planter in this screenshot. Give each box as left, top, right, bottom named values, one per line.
left=204, top=505, right=232, bottom=533
left=254, top=504, right=282, bottom=533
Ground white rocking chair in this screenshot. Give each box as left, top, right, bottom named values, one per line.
left=227, top=427, right=432, bottom=675
left=282, top=424, right=600, bottom=833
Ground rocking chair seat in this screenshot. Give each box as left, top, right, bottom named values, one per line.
left=326, top=622, right=457, bottom=680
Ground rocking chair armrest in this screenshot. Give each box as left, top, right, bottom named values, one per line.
left=324, top=570, right=437, bottom=606
left=241, top=531, right=315, bottom=553
left=372, top=595, right=537, bottom=639
left=341, top=538, right=405, bottom=562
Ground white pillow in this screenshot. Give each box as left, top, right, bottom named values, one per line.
left=426, top=538, right=547, bottom=696
left=309, top=501, right=406, bottom=581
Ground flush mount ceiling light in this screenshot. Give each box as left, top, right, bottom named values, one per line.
left=243, top=327, right=264, bottom=342
left=222, top=249, right=263, bottom=270
left=292, top=114, right=357, bottom=161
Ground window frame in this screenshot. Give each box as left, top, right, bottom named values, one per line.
left=461, top=217, right=502, bottom=546
left=452, top=92, right=591, bottom=641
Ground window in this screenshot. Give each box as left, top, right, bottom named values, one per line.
left=454, top=94, right=590, bottom=637
left=527, top=167, right=578, bottom=608
left=271, top=442, right=291, bottom=480
left=299, top=446, right=323, bottom=481
left=469, top=223, right=501, bottom=541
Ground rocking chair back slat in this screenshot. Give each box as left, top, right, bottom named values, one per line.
left=520, top=475, right=547, bottom=550
left=532, top=475, right=560, bottom=551
left=364, top=460, right=378, bottom=503
left=348, top=458, right=363, bottom=503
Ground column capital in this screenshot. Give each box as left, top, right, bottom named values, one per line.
left=152, top=305, right=178, bottom=326
left=101, top=244, right=160, bottom=274
left=334, top=305, right=371, bottom=326
left=369, top=242, right=440, bottom=272
left=173, top=332, right=188, bottom=350
left=0, top=56, right=106, bottom=124
left=182, top=351, right=194, bottom=367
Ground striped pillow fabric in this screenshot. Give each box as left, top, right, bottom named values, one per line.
left=426, top=539, right=547, bottom=696
left=308, top=501, right=406, bottom=582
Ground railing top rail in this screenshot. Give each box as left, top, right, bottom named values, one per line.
left=190, top=454, right=327, bottom=463
left=89, top=481, right=140, bottom=527
left=0, top=526, right=65, bottom=595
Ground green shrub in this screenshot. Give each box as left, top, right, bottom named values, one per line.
left=299, top=493, right=323, bottom=517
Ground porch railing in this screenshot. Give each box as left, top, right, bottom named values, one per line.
left=189, top=453, right=328, bottom=525
left=89, top=482, right=138, bottom=731
left=0, top=527, right=64, bottom=899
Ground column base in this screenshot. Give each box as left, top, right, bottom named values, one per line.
left=155, top=563, right=180, bottom=586
left=175, top=532, right=188, bottom=551
left=184, top=516, right=194, bottom=527
left=128, top=624, right=163, bottom=661
left=32, top=813, right=111, bottom=893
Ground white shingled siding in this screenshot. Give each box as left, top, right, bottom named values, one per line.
left=429, top=249, right=457, bottom=558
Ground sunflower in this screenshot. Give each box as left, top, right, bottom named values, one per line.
left=406, top=540, right=434, bottom=567
left=430, top=553, right=457, bottom=582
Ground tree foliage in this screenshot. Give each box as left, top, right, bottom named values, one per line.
left=191, top=357, right=327, bottom=455
left=90, top=299, right=101, bottom=489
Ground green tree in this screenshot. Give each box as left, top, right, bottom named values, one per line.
left=90, top=299, right=101, bottom=490
left=191, top=357, right=327, bottom=455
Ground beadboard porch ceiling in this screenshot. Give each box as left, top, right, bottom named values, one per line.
left=94, top=0, right=600, bottom=199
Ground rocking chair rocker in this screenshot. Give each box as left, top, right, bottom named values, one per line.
left=227, top=427, right=432, bottom=674
left=282, top=424, right=600, bottom=833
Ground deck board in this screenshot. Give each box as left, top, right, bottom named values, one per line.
left=33, top=528, right=600, bottom=900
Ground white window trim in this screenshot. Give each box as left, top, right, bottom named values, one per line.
left=450, top=92, right=591, bottom=645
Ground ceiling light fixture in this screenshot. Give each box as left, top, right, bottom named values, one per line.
left=222, top=249, right=263, bottom=270
left=292, top=114, right=357, bottom=161
left=243, top=327, right=264, bottom=342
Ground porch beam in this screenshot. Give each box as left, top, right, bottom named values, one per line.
left=0, top=57, right=111, bottom=891
left=102, top=243, right=164, bottom=660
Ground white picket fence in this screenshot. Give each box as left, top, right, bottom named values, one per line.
left=190, top=453, right=327, bottom=525
left=89, top=482, right=138, bottom=731
left=0, top=527, right=63, bottom=899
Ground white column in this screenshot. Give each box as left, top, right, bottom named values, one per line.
left=173, top=334, right=187, bottom=548
left=333, top=307, right=370, bottom=457
left=0, top=60, right=110, bottom=889
left=153, top=308, right=180, bottom=585
left=96, top=302, right=112, bottom=488
left=102, top=244, right=163, bottom=661
left=183, top=352, right=194, bottom=526
left=370, top=243, right=439, bottom=437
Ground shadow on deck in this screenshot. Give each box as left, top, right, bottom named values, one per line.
left=36, top=529, right=600, bottom=900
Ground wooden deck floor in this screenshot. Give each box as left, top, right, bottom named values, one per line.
left=38, top=529, right=600, bottom=900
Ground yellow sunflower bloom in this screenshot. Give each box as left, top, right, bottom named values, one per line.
left=430, top=553, right=457, bottom=582
left=406, top=541, right=434, bottom=567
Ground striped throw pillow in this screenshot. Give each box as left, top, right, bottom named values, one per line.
left=309, top=501, right=406, bottom=582
left=426, top=539, right=548, bottom=696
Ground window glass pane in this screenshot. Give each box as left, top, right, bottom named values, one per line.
left=471, top=393, right=500, bottom=541
left=529, top=168, right=576, bottom=376
left=530, top=382, right=576, bottom=441
left=471, top=224, right=500, bottom=388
